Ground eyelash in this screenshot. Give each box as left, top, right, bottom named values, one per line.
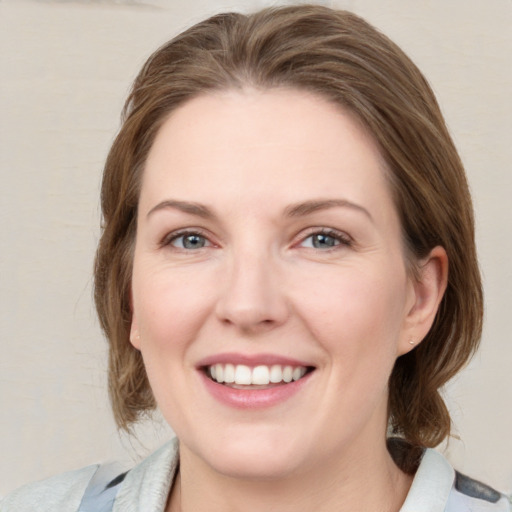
left=161, top=229, right=212, bottom=250
left=161, top=227, right=352, bottom=252
left=298, top=228, right=353, bottom=251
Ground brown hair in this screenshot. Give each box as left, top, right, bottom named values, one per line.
left=94, top=5, right=483, bottom=448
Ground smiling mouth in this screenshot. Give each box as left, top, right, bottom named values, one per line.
left=203, top=363, right=314, bottom=388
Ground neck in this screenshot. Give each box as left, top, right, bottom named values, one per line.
left=167, top=435, right=413, bottom=512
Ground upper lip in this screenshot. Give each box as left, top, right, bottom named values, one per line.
left=196, top=352, right=314, bottom=368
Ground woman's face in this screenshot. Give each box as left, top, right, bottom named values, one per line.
left=130, top=88, right=425, bottom=480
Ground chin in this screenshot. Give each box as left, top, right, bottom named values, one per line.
left=208, top=447, right=302, bottom=481
left=190, top=427, right=309, bottom=481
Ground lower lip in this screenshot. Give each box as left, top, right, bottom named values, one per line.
left=199, top=371, right=313, bottom=409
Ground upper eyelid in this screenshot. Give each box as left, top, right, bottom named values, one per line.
left=160, top=228, right=213, bottom=247
left=158, top=226, right=352, bottom=248
left=295, top=226, right=353, bottom=243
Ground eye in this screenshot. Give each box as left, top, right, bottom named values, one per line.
left=168, top=231, right=211, bottom=250
left=299, top=229, right=351, bottom=250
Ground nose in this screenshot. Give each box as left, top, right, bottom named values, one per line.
left=214, top=251, right=289, bottom=333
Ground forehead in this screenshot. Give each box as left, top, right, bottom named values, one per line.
left=141, top=88, right=394, bottom=220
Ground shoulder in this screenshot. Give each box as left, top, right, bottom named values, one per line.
left=112, top=438, right=179, bottom=512
left=0, top=464, right=98, bottom=512
left=446, top=472, right=511, bottom=512
left=1, top=439, right=179, bottom=512
left=393, top=441, right=511, bottom=512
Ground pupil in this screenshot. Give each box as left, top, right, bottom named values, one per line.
left=313, top=234, right=336, bottom=248
left=184, top=235, right=204, bottom=249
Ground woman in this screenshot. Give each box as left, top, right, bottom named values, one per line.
left=3, top=5, right=510, bottom=512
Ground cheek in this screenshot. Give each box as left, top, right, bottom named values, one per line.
left=130, top=264, right=218, bottom=423
left=295, top=264, right=408, bottom=364
left=132, top=264, right=216, bottom=355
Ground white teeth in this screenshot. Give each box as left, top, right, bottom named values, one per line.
left=292, top=367, right=306, bottom=381
left=252, top=365, right=270, bottom=385
left=234, top=365, right=252, bottom=385
left=223, top=363, right=235, bottom=383
left=207, top=363, right=309, bottom=386
left=214, top=363, right=224, bottom=383
left=269, top=364, right=283, bottom=383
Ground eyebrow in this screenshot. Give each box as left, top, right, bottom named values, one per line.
left=147, top=200, right=216, bottom=219
left=284, top=199, right=373, bottom=221
left=147, top=198, right=372, bottom=222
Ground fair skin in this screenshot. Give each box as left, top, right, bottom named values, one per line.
left=129, top=88, right=448, bottom=512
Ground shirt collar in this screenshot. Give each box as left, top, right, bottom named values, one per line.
left=400, top=448, right=455, bottom=512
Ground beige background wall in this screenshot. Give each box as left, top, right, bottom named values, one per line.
left=1, top=0, right=511, bottom=497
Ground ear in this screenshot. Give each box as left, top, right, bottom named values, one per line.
left=398, top=246, right=448, bottom=356
left=129, top=288, right=141, bottom=350
left=129, top=316, right=141, bottom=350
